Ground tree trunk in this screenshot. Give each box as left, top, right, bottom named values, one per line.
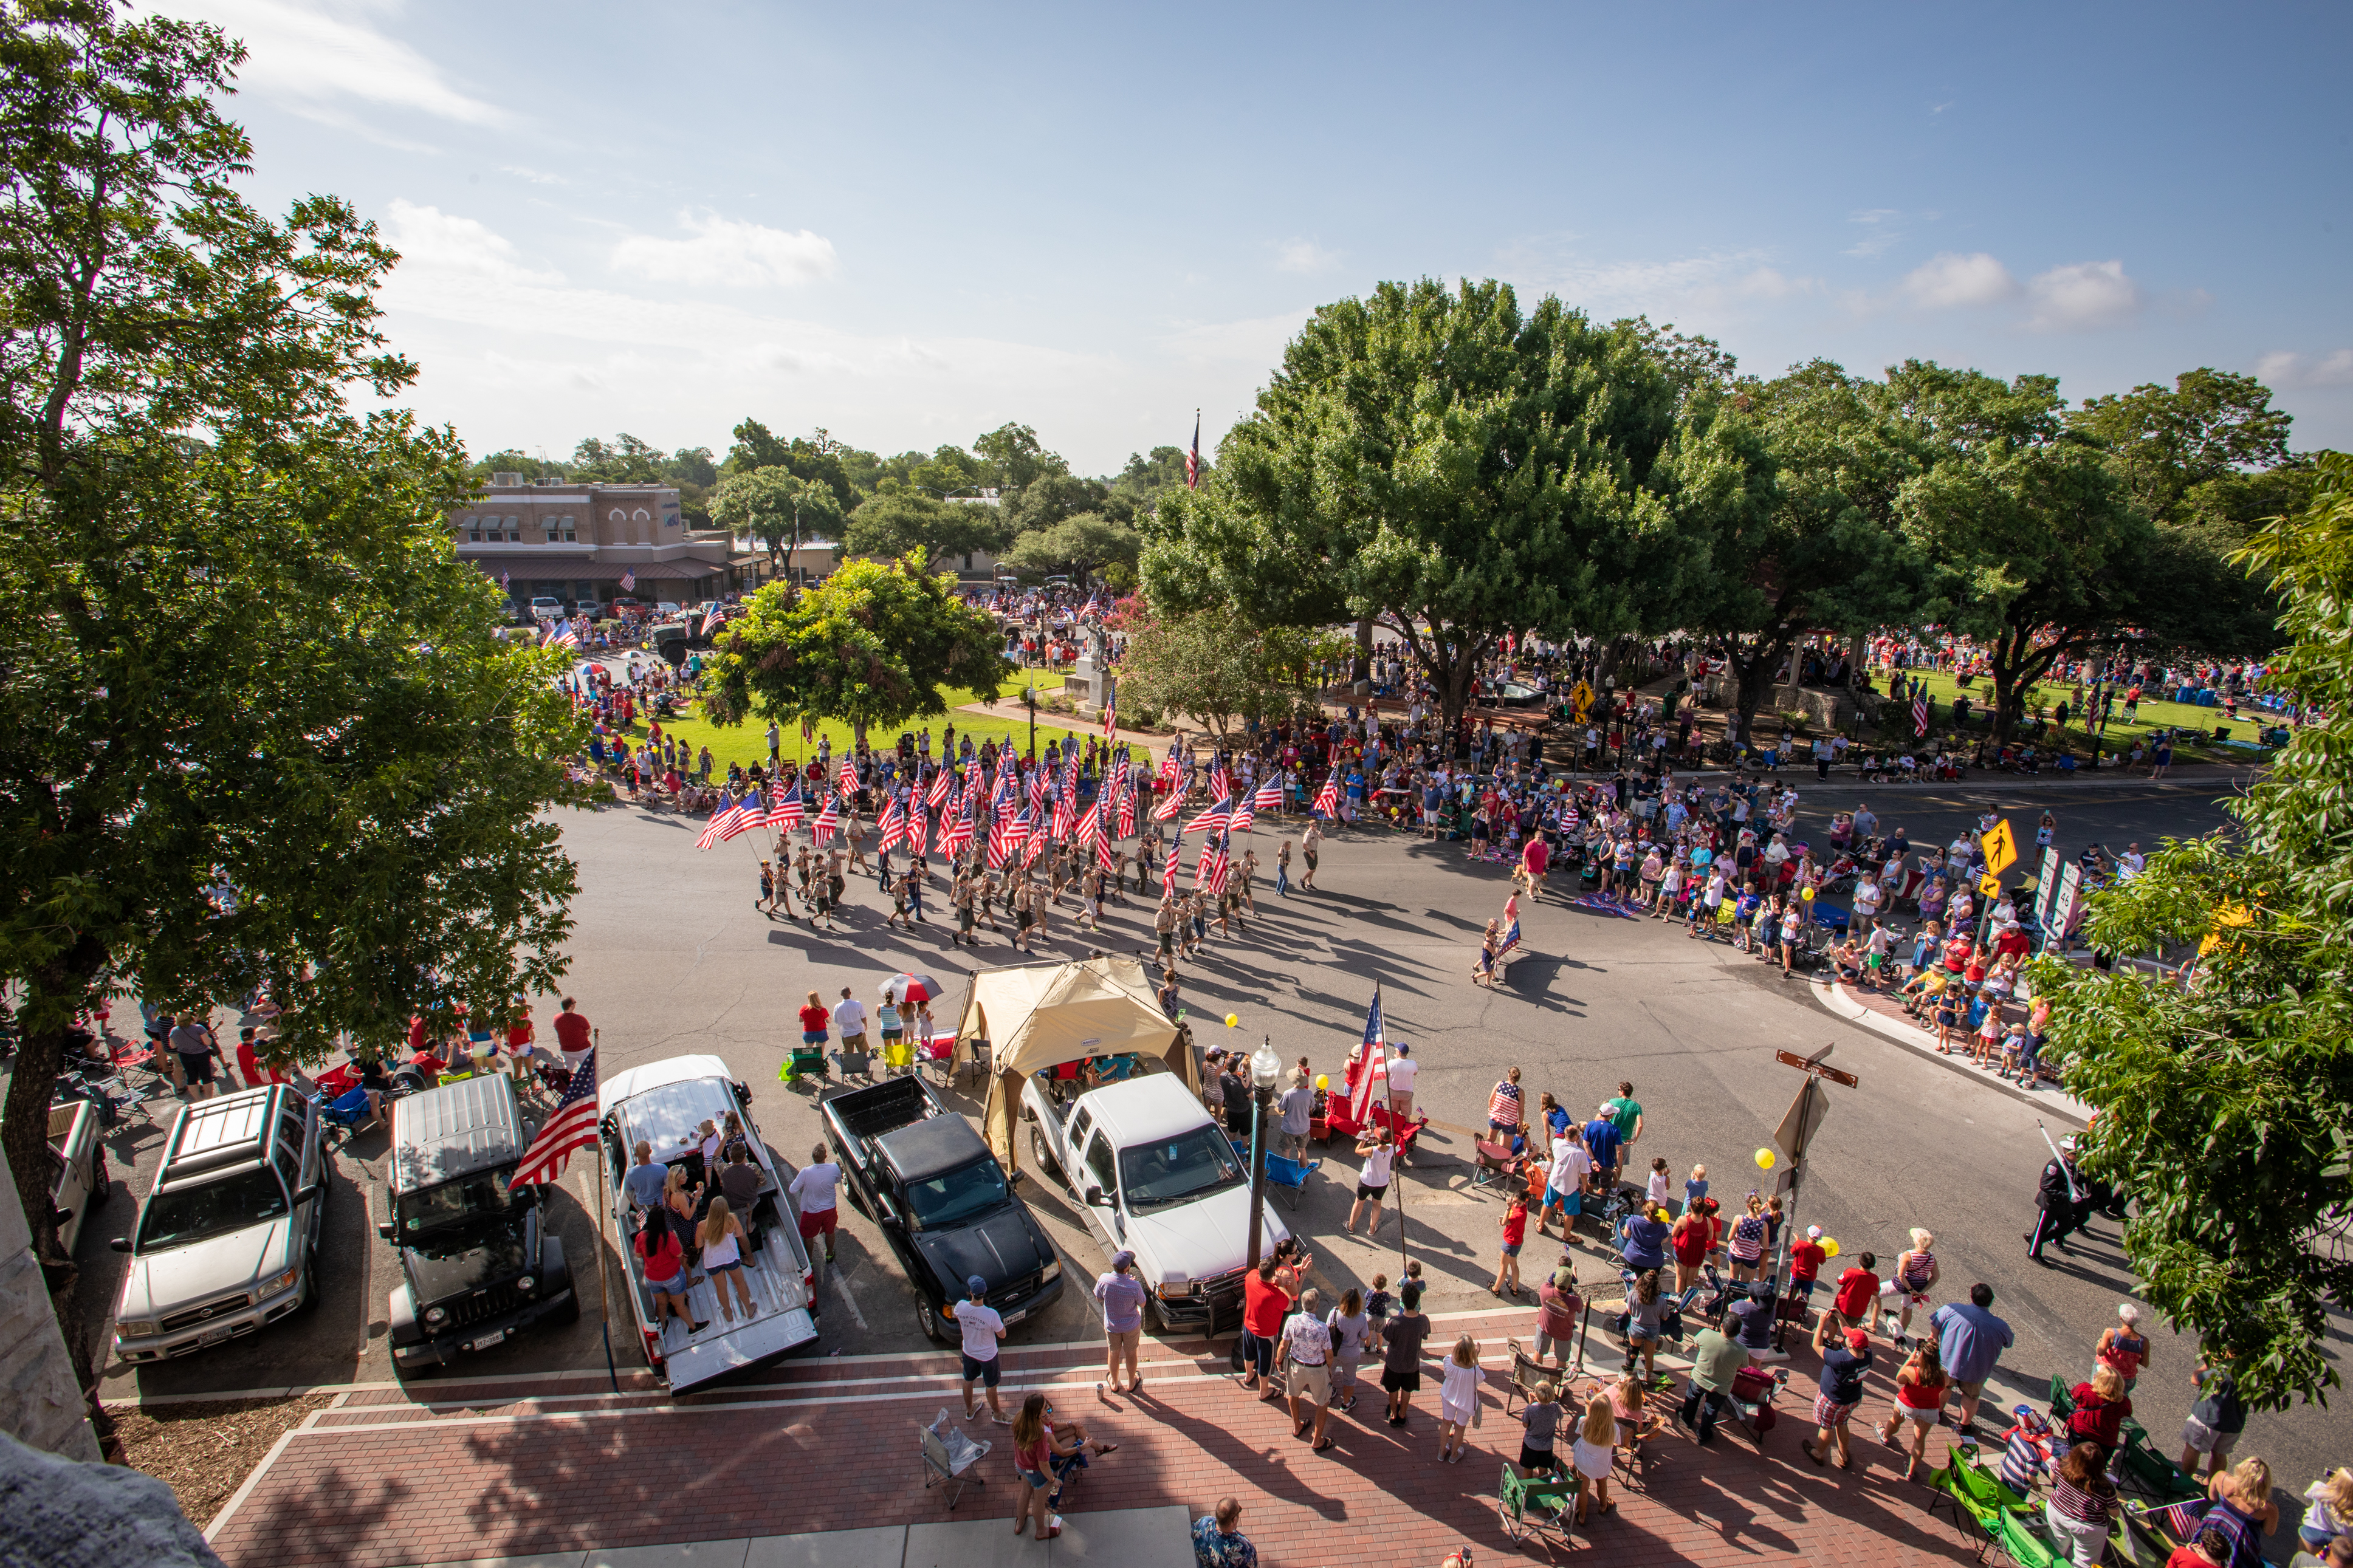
left=1719, top=632, right=1791, bottom=748
left=1352, top=617, right=1373, bottom=685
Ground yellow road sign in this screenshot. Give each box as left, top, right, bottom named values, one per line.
left=1979, top=873, right=2004, bottom=897
left=1568, top=680, right=1595, bottom=711
left=1980, top=819, right=2017, bottom=877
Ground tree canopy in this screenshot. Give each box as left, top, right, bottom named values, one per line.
left=1115, top=604, right=1339, bottom=737
left=840, top=490, right=1006, bottom=570
left=701, top=554, right=1010, bottom=741
left=0, top=0, right=585, bottom=1315
left=2035, top=451, right=2353, bottom=1410
left=1142, top=277, right=1772, bottom=731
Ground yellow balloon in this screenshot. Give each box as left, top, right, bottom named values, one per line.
left=1822, top=1238, right=1841, bottom=1258
left=1225, top=1013, right=1240, bottom=1027
left=1314, top=1074, right=1329, bottom=1091
left=1754, top=1146, right=1776, bottom=1170
left=1800, top=886, right=1815, bottom=902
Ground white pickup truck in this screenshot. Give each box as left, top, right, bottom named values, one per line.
left=1022, top=1072, right=1283, bottom=1335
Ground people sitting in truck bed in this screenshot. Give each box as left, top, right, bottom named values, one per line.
left=699, top=1198, right=755, bottom=1324
left=623, top=1141, right=668, bottom=1213
left=634, top=1203, right=704, bottom=1338
left=664, top=1165, right=706, bottom=1272
left=718, top=1143, right=762, bottom=1245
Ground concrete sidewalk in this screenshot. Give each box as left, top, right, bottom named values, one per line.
left=391, top=1507, right=1195, bottom=1568
left=1810, top=973, right=2095, bottom=1125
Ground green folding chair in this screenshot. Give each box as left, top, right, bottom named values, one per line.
left=1994, top=1509, right=2061, bottom=1568
left=1497, top=1460, right=1581, bottom=1544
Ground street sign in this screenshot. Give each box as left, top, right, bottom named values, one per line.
left=2033, top=846, right=2061, bottom=927
left=1774, top=1048, right=1860, bottom=1088
left=1980, top=818, right=2017, bottom=876
left=1568, top=680, right=1595, bottom=713
left=1772, top=1075, right=1832, bottom=1168
left=2049, top=862, right=2083, bottom=942
left=1979, top=872, right=2004, bottom=898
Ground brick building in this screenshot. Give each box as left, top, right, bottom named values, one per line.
left=452, top=475, right=758, bottom=610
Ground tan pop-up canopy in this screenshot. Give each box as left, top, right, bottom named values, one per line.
left=956, top=955, right=1198, bottom=1169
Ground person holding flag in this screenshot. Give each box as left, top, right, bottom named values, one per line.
left=1300, top=818, right=1324, bottom=892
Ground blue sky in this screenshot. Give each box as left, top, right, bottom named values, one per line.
left=164, top=0, right=2353, bottom=474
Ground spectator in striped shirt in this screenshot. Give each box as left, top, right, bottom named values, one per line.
left=1996, top=1405, right=2056, bottom=1496
left=2046, top=1442, right=2119, bottom=1566
left=1487, top=1067, right=1525, bottom=1140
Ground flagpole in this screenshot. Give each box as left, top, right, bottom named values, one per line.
left=1382, top=992, right=1409, bottom=1275
left=591, top=1032, right=619, bottom=1394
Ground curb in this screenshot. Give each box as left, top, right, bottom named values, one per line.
left=1810, top=975, right=2092, bottom=1128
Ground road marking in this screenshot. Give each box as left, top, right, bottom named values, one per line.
left=832, top=1265, right=871, bottom=1332
left=201, top=1425, right=306, bottom=1543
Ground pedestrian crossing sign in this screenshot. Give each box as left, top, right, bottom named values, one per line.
left=1979, top=818, right=2017, bottom=876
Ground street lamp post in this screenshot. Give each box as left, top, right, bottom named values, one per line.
left=1023, top=680, right=1039, bottom=759
left=1243, top=1037, right=1282, bottom=1270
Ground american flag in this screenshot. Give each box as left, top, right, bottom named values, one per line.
left=1028, top=769, right=1047, bottom=816
left=1101, top=698, right=1116, bottom=737
left=1183, top=801, right=1232, bottom=835
left=1022, top=820, right=1047, bottom=868
left=619, top=570, right=636, bottom=593
left=1349, top=985, right=1387, bottom=1124
left=1163, top=838, right=1183, bottom=885
left=837, top=755, right=859, bottom=797
left=1158, top=746, right=1180, bottom=785
left=1077, top=798, right=1103, bottom=847
left=1228, top=795, right=1255, bottom=836
left=1196, top=833, right=1229, bottom=892
left=1095, top=827, right=1118, bottom=872
left=1209, top=762, right=1231, bottom=802
left=695, top=791, right=739, bottom=851
left=541, top=620, right=578, bottom=649
left=1151, top=781, right=1185, bottom=822
left=908, top=803, right=927, bottom=855
left=1912, top=693, right=1930, bottom=736
left=989, top=806, right=1028, bottom=869
left=768, top=779, right=805, bottom=832
left=941, top=801, right=975, bottom=857
left=1051, top=781, right=1076, bottom=841
left=926, top=768, right=953, bottom=807
left=810, top=793, right=839, bottom=844
left=875, top=796, right=907, bottom=851
left=1184, top=410, right=1202, bottom=490
left=1116, top=771, right=1137, bottom=840
left=718, top=795, right=761, bottom=841
left=1496, top=917, right=1522, bottom=962
left=1252, top=779, right=1283, bottom=812
left=1311, top=773, right=1341, bottom=818
left=509, top=1047, right=598, bottom=1188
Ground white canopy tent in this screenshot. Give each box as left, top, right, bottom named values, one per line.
left=954, top=955, right=1198, bottom=1169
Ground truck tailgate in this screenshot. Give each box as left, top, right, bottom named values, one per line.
left=667, top=1304, right=819, bottom=1393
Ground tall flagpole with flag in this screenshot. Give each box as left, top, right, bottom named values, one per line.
left=1184, top=410, right=1202, bottom=490
left=1350, top=984, right=1409, bottom=1272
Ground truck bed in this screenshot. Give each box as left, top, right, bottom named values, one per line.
left=822, top=1076, right=933, bottom=1146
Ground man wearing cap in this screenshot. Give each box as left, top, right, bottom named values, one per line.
left=1677, top=1319, right=1746, bottom=1445
left=1802, top=1326, right=1875, bottom=1468
left=1581, top=1103, right=1624, bottom=1197
left=953, top=1275, right=1009, bottom=1424
left=1094, top=1251, right=1147, bottom=1399
left=1929, top=1284, right=2013, bottom=1436
left=1787, top=1225, right=1828, bottom=1299
left=1278, top=1287, right=1336, bottom=1451
left=2027, top=1137, right=2084, bottom=1262
left=1534, top=1258, right=1581, bottom=1369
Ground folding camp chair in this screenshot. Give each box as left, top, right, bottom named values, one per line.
left=1497, top=1459, right=1580, bottom=1545
left=919, top=1409, right=991, bottom=1510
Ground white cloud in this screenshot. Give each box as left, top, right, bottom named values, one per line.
left=1274, top=239, right=1339, bottom=275
left=1845, top=209, right=1905, bottom=259
left=152, top=0, right=504, bottom=126
left=382, top=199, right=563, bottom=289
left=609, top=211, right=838, bottom=289
left=1900, top=251, right=2019, bottom=310
left=2026, top=259, right=2142, bottom=330
left=2254, top=348, right=2353, bottom=388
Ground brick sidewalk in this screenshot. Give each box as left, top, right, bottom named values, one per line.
left=204, top=1309, right=1984, bottom=1568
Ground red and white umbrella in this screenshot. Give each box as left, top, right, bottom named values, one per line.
left=881, top=972, right=946, bottom=1005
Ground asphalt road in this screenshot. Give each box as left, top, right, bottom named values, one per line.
left=63, top=763, right=2338, bottom=1556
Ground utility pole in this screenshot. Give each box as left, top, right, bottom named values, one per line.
left=1767, top=1043, right=1858, bottom=1349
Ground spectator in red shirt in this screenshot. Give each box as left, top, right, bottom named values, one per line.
left=1788, top=1225, right=1829, bottom=1299
left=552, top=996, right=593, bottom=1067
left=797, top=989, right=830, bottom=1047
left=1239, top=1256, right=1293, bottom=1399
left=1833, top=1251, right=1881, bottom=1326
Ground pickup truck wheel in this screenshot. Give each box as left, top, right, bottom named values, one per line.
left=1028, top=1128, right=1062, bottom=1183
left=88, top=1148, right=109, bottom=1208
left=919, top=1301, right=944, bottom=1341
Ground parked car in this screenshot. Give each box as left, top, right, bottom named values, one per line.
left=610, top=597, right=646, bottom=618
left=528, top=596, right=565, bottom=621
left=1021, top=1072, right=1280, bottom=1334
left=47, top=1097, right=106, bottom=1253
left=111, top=1084, right=326, bottom=1361
left=655, top=601, right=681, bottom=617
left=380, top=1074, right=577, bottom=1376
left=600, top=1055, right=819, bottom=1392
left=820, top=1077, right=1062, bottom=1342
left=575, top=600, right=612, bottom=621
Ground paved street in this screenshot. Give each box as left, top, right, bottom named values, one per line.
left=68, top=763, right=2338, bottom=1559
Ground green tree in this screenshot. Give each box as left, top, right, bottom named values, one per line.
left=2033, top=450, right=2353, bottom=1410
left=1892, top=361, right=2272, bottom=743
left=996, top=512, right=1141, bottom=584
left=1144, top=278, right=1768, bottom=735
left=2072, top=369, right=2295, bottom=526
left=973, top=420, right=1069, bottom=495
left=701, top=554, right=1009, bottom=744
left=1689, top=360, right=1929, bottom=742
left=713, top=466, right=840, bottom=574
left=571, top=432, right=666, bottom=482
left=725, top=417, right=859, bottom=511
left=1001, top=470, right=1113, bottom=536
left=1115, top=603, right=1339, bottom=737
left=840, top=490, right=1004, bottom=569
left=0, top=0, right=585, bottom=1341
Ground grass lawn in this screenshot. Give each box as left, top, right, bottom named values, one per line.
left=617, top=673, right=1098, bottom=770
left=1889, top=668, right=2280, bottom=764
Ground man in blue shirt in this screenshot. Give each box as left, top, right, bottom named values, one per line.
left=1582, top=1106, right=1624, bottom=1196
left=1928, top=1284, right=2013, bottom=1436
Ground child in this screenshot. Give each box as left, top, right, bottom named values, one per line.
left=1682, top=1163, right=1709, bottom=1218
left=1610, top=1366, right=1660, bottom=1467
left=1364, top=1272, right=1395, bottom=1335
left=1646, top=1156, right=1672, bottom=1209
left=1934, top=987, right=1962, bottom=1053
left=1492, top=1194, right=1529, bottom=1298
left=1997, top=1021, right=2030, bottom=1082
left=1326, top=1288, right=1370, bottom=1414
left=1516, top=1379, right=1564, bottom=1477
left=1571, top=1392, right=1618, bottom=1522
left=1436, top=1334, right=1484, bottom=1464
left=1974, top=1002, right=2005, bottom=1067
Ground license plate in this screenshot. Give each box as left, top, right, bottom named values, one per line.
left=1002, top=1307, right=1028, bottom=1326
left=469, top=1329, right=506, bottom=1352
left=198, top=1327, right=230, bottom=1346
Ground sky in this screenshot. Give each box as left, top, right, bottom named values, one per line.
left=156, top=0, right=2353, bottom=476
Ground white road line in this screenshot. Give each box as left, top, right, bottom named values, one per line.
left=201, top=1426, right=305, bottom=1543
left=831, top=1265, right=871, bottom=1332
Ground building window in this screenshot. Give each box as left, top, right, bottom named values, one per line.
left=506, top=516, right=521, bottom=543
left=560, top=516, right=576, bottom=543
left=467, top=516, right=484, bottom=544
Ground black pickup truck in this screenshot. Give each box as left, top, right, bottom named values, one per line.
left=817, top=1077, right=1065, bottom=1341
